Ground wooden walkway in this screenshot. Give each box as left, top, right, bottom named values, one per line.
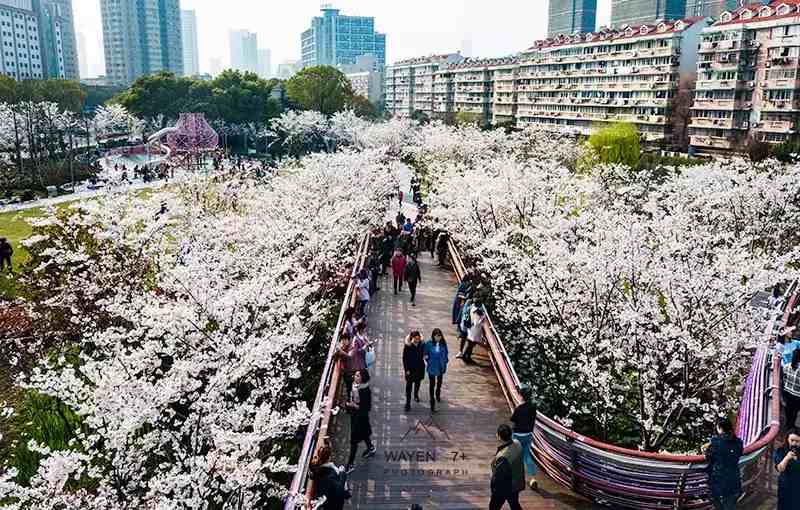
left=331, top=249, right=598, bottom=509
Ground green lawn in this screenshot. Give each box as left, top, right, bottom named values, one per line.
left=0, top=208, right=40, bottom=299
left=0, top=188, right=162, bottom=299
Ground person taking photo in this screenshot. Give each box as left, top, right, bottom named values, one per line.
left=775, top=428, right=800, bottom=510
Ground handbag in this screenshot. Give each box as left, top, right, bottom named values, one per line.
left=365, top=347, right=376, bottom=369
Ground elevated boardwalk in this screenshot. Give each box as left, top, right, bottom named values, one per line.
left=287, top=174, right=780, bottom=510
left=331, top=251, right=594, bottom=509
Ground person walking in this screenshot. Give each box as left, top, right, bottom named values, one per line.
left=0, top=238, right=12, bottom=273
left=367, top=253, right=381, bottom=294
left=381, top=231, right=394, bottom=277
left=405, top=254, right=422, bottom=306
left=703, top=417, right=743, bottom=510
left=435, top=231, right=449, bottom=267
left=391, top=249, right=407, bottom=295
left=345, top=369, right=376, bottom=472
left=403, top=218, right=414, bottom=234
left=403, top=331, right=425, bottom=412
left=510, top=385, right=539, bottom=491
left=424, top=328, right=449, bottom=413
left=775, top=428, right=800, bottom=510
left=490, top=424, right=525, bottom=510
left=309, top=445, right=350, bottom=510
left=784, top=350, right=800, bottom=428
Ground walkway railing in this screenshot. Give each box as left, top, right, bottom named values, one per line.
left=284, top=233, right=371, bottom=510
left=447, top=239, right=784, bottom=510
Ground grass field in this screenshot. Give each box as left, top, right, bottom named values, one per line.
left=0, top=208, right=40, bottom=299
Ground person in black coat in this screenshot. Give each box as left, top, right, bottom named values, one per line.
left=403, top=331, right=425, bottom=411
left=310, top=445, right=350, bottom=509
left=404, top=254, right=422, bottom=306
left=0, top=238, right=12, bottom=273
left=704, top=417, right=743, bottom=510
left=775, top=428, right=800, bottom=510
left=345, top=369, right=375, bottom=471
left=380, top=232, right=394, bottom=276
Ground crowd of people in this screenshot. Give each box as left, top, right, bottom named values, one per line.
left=305, top=181, right=543, bottom=510
left=702, top=293, right=800, bottom=510
left=303, top=180, right=800, bottom=510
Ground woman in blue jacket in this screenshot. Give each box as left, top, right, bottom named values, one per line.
left=424, top=328, right=449, bottom=413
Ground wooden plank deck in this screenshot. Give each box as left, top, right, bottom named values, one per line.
left=330, top=250, right=598, bottom=509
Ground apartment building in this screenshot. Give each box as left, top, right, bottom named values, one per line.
left=428, top=57, right=518, bottom=125
left=516, top=17, right=709, bottom=141
left=0, top=0, right=78, bottom=81
left=690, top=1, right=800, bottom=152
left=384, top=53, right=463, bottom=118
left=342, top=54, right=383, bottom=105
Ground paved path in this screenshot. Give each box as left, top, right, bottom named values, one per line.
left=0, top=180, right=169, bottom=213
left=331, top=248, right=598, bottom=509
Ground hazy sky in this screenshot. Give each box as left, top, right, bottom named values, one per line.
left=73, top=0, right=613, bottom=78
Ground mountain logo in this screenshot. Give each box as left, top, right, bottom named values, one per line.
left=400, top=417, right=451, bottom=443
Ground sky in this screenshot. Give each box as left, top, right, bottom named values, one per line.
left=72, top=0, right=613, bottom=78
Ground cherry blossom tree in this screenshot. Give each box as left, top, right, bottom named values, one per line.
left=93, top=104, right=144, bottom=142
left=0, top=149, right=397, bottom=508
left=422, top=126, right=800, bottom=451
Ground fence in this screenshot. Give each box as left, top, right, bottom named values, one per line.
left=284, top=233, right=371, bottom=509
left=446, top=238, right=783, bottom=510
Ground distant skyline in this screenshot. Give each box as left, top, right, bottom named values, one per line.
left=73, top=0, right=614, bottom=79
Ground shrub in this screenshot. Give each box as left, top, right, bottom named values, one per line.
left=745, top=137, right=771, bottom=162
left=588, top=122, right=641, bottom=167
left=772, top=139, right=800, bottom=163
left=636, top=153, right=707, bottom=171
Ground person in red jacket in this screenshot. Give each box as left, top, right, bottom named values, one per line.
left=391, top=248, right=406, bottom=295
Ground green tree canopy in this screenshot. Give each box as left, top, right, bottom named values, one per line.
left=286, top=66, right=354, bottom=116
left=0, top=76, right=86, bottom=112
left=348, top=94, right=378, bottom=119
left=112, top=71, right=281, bottom=126
left=588, top=122, right=641, bottom=168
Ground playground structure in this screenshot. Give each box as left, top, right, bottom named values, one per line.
left=100, top=113, right=219, bottom=173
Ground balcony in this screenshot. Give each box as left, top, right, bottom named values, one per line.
left=763, top=78, right=797, bottom=89
left=690, top=135, right=737, bottom=149
left=768, top=36, right=800, bottom=48
left=689, top=117, right=736, bottom=129
left=695, top=79, right=741, bottom=90
left=758, top=120, right=795, bottom=133
left=761, top=100, right=800, bottom=112
left=691, top=98, right=745, bottom=110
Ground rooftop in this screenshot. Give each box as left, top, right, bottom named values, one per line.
left=391, top=53, right=463, bottom=66
left=525, top=17, right=706, bottom=51
left=444, top=56, right=519, bottom=70
left=714, top=1, right=800, bottom=27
